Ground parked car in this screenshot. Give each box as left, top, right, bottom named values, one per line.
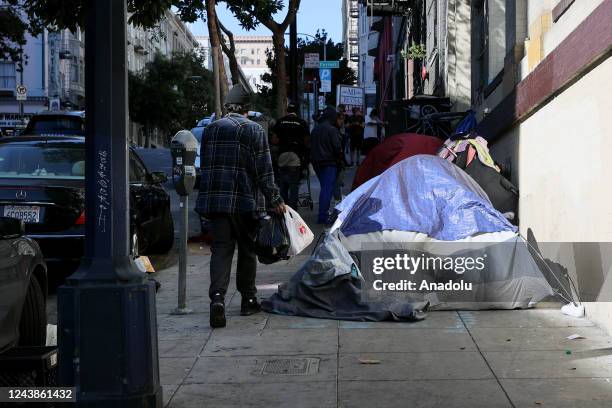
left=191, top=118, right=212, bottom=188
left=22, top=111, right=85, bottom=137
left=0, top=135, right=174, bottom=271
left=0, top=217, right=48, bottom=353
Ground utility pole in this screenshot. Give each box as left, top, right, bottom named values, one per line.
left=289, top=17, right=298, bottom=111
left=322, top=34, right=328, bottom=107
left=58, top=1, right=162, bottom=406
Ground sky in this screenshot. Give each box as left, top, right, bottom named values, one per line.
left=187, top=0, right=343, bottom=42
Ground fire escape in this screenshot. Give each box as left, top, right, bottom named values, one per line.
left=348, top=0, right=360, bottom=63
left=360, top=0, right=412, bottom=15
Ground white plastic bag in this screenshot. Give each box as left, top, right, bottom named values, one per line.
left=284, top=206, right=314, bottom=256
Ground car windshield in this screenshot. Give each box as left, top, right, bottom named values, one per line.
left=0, top=144, right=85, bottom=179
left=26, top=116, right=84, bottom=136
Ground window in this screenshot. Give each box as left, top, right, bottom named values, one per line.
left=487, top=0, right=506, bottom=82
left=0, top=62, right=16, bottom=91
left=129, top=151, right=148, bottom=182
left=0, top=145, right=86, bottom=179
left=257, top=59, right=261, bottom=65
left=251, top=49, right=254, bottom=55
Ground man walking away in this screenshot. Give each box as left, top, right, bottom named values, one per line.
left=272, top=103, right=310, bottom=209
left=310, top=107, right=342, bottom=224
left=196, top=85, right=285, bottom=328
left=347, top=107, right=365, bottom=166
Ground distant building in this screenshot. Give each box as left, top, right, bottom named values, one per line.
left=196, top=35, right=273, bottom=91
left=127, top=10, right=199, bottom=72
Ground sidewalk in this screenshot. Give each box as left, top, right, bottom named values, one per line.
left=153, top=170, right=612, bottom=408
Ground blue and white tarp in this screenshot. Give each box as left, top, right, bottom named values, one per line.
left=336, top=155, right=517, bottom=240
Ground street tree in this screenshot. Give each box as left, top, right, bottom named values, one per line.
left=226, top=0, right=301, bottom=116
left=256, top=31, right=357, bottom=116
left=218, top=17, right=240, bottom=86
left=129, top=51, right=214, bottom=146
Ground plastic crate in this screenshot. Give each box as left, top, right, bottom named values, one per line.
left=0, top=346, right=58, bottom=387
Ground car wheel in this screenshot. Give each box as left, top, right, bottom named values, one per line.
left=148, top=208, right=174, bottom=254
left=18, top=275, right=47, bottom=346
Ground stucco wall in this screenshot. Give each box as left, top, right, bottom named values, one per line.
left=490, top=57, right=612, bottom=333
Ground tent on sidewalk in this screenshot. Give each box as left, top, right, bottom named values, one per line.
left=351, top=133, right=443, bottom=190
left=263, top=156, right=563, bottom=321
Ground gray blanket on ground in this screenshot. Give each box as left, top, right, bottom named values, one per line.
left=262, top=233, right=429, bottom=322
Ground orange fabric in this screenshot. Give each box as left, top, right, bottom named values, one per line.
left=466, top=145, right=477, bottom=166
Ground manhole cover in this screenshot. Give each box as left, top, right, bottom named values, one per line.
left=261, top=358, right=320, bottom=375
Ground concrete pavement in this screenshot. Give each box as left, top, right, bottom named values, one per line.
left=152, top=170, right=612, bottom=407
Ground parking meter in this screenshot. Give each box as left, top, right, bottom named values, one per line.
left=170, top=130, right=198, bottom=196
left=170, top=130, right=198, bottom=315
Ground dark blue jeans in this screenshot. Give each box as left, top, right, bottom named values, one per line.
left=314, top=165, right=337, bottom=223
left=279, top=166, right=302, bottom=209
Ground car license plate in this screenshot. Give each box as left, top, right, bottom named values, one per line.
left=3, top=205, right=41, bottom=223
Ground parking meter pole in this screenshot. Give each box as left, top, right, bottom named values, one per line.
left=170, top=130, right=198, bottom=315
left=57, top=1, right=162, bottom=406
left=173, top=195, right=192, bottom=314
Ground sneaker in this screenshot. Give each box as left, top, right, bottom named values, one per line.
left=209, top=294, right=226, bottom=328
left=240, top=296, right=262, bottom=316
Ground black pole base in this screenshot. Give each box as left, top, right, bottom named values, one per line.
left=58, top=279, right=162, bottom=407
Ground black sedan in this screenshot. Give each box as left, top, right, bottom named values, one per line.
left=0, top=136, right=174, bottom=270
left=0, top=217, right=48, bottom=352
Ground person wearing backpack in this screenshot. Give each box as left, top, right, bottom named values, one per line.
left=272, top=103, right=310, bottom=209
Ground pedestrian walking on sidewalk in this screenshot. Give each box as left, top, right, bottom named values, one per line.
left=310, top=107, right=342, bottom=224
left=272, top=102, right=310, bottom=209
left=362, top=108, right=385, bottom=156
left=347, top=107, right=365, bottom=166
left=196, top=85, right=285, bottom=328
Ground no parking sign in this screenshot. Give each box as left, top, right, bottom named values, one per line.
left=16, top=85, right=27, bottom=101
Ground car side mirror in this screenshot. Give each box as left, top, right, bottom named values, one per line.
left=149, top=171, right=168, bottom=184
left=0, top=217, right=25, bottom=239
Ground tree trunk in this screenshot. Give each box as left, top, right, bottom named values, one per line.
left=217, top=49, right=229, bottom=102
left=273, top=33, right=287, bottom=117
left=218, top=18, right=240, bottom=86
left=205, top=0, right=222, bottom=118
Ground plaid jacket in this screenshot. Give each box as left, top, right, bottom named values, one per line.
left=195, top=113, right=282, bottom=216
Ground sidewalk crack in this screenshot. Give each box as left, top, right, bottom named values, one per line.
left=458, top=311, right=517, bottom=408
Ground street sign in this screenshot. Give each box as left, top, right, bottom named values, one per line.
left=319, top=60, right=339, bottom=69
left=304, top=53, right=320, bottom=69
left=16, top=85, right=27, bottom=101
left=318, top=96, right=326, bottom=109
left=337, top=85, right=364, bottom=109
left=319, top=69, right=332, bottom=93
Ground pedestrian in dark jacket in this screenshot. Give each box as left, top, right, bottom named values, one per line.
left=196, top=85, right=285, bottom=328
left=272, top=102, right=310, bottom=209
left=310, top=106, right=342, bottom=224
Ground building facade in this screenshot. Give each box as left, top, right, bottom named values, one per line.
left=0, top=28, right=85, bottom=134
left=196, top=35, right=273, bottom=91
left=127, top=10, right=199, bottom=73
